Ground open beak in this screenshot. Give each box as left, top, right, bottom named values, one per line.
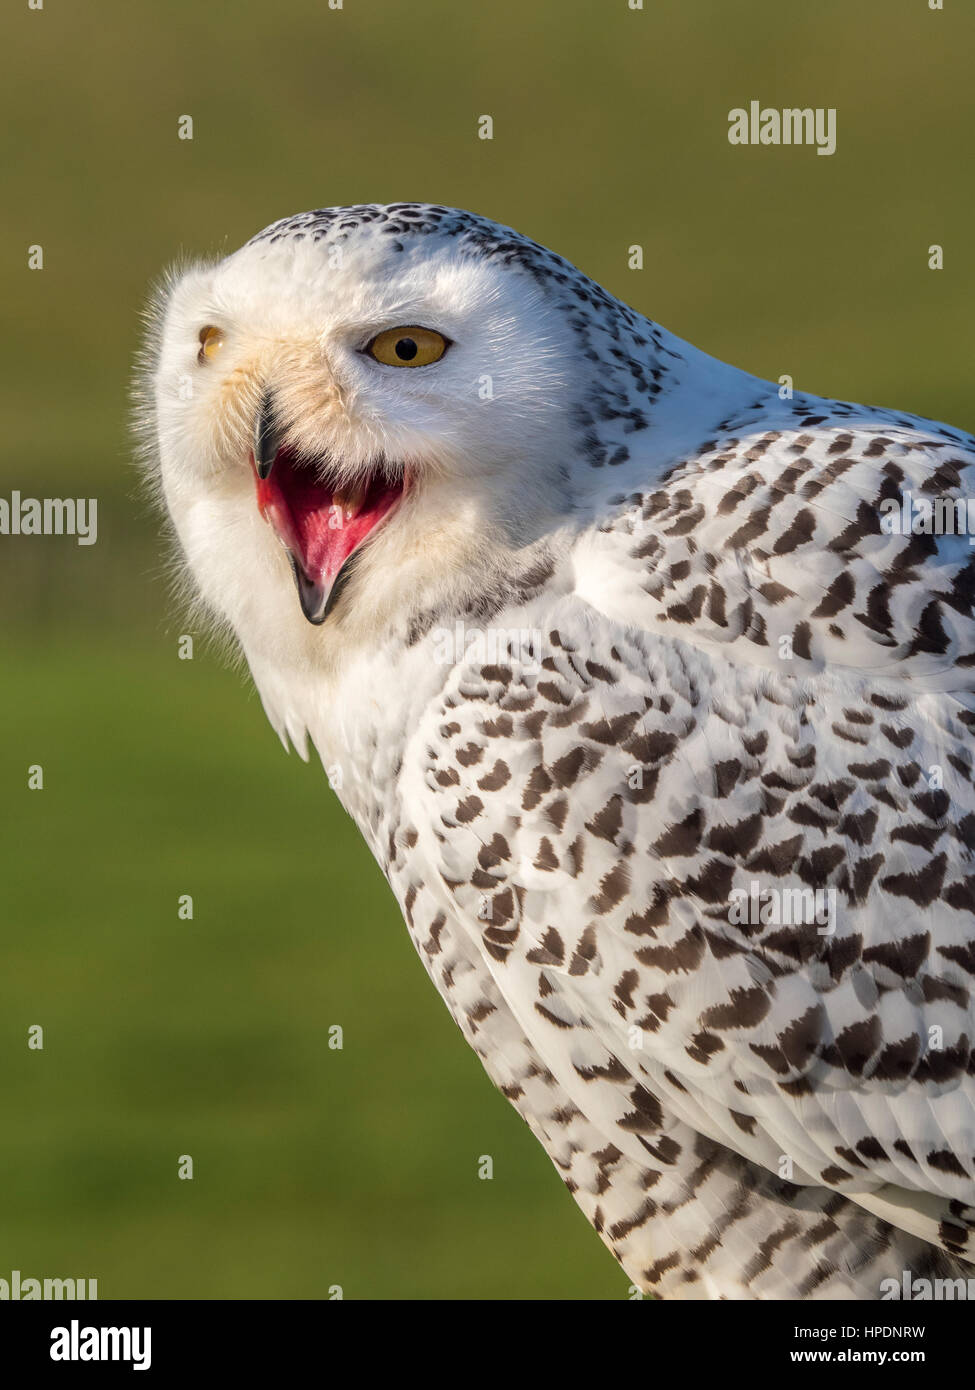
left=251, top=390, right=405, bottom=624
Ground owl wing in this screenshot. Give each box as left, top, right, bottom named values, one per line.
left=401, top=402, right=975, bottom=1266
left=576, top=398, right=975, bottom=691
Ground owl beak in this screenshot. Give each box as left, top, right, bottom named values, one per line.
left=289, top=549, right=360, bottom=625
left=287, top=553, right=333, bottom=625
left=253, top=390, right=279, bottom=480
left=250, top=390, right=405, bottom=626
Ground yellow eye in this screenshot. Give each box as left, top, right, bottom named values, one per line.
left=198, top=325, right=225, bottom=363
left=366, top=325, right=448, bottom=367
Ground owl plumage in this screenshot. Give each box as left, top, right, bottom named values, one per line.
left=139, top=205, right=975, bottom=1298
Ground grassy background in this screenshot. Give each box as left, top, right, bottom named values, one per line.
left=0, top=0, right=972, bottom=1297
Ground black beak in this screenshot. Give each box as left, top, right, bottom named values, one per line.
left=287, top=549, right=361, bottom=626
left=254, top=390, right=279, bottom=480
left=288, top=555, right=328, bottom=625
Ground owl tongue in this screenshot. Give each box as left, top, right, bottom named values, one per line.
left=253, top=444, right=402, bottom=624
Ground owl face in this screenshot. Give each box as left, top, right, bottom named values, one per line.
left=140, top=208, right=580, bottom=669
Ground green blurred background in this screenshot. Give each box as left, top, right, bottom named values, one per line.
left=1, top=0, right=972, bottom=1299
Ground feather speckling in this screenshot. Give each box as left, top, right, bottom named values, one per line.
left=139, top=204, right=975, bottom=1298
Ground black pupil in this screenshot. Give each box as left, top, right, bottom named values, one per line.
left=395, top=337, right=418, bottom=361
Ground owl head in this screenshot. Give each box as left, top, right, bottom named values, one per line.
left=134, top=205, right=642, bottom=692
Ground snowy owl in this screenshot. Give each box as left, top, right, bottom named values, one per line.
left=138, top=204, right=975, bottom=1299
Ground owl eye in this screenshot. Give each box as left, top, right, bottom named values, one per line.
left=198, top=325, right=225, bottom=363
left=366, top=326, right=448, bottom=368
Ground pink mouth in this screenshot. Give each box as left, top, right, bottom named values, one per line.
left=252, top=444, right=404, bottom=624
